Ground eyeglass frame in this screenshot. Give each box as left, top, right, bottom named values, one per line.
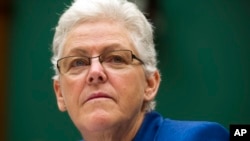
left=56, top=50, right=144, bottom=74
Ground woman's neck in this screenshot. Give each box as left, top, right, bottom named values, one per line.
left=81, top=112, right=145, bottom=141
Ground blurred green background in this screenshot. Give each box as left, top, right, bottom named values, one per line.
left=7, top=0, right=250, bottom=140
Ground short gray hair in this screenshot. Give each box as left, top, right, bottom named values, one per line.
left=51, top=0, right=159, bottom=111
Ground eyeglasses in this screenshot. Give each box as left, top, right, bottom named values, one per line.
left=57, top=50, right=144, bottom=75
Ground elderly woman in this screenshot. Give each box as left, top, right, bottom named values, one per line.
left=51, top=0, right=229, bottom=140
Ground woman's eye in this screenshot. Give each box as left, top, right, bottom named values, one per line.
left=71, top=59, right=88, bottom=67
left=106, top=55, right=127, bottom=64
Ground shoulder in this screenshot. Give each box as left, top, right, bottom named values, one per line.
left=156, top=118, right=229, bottom=141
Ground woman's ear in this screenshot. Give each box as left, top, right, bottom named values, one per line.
left=53, top=80, right=67, bottom=112
left=144, top=70, right=161, bottom=101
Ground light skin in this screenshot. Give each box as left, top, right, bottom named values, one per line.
left=53, top=20, right=160, bottom=141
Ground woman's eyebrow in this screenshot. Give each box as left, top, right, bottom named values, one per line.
left=101, top=43, right=127, bottom=52
left=65, top=43, right=127, bottom=56
left=66, top=48, right=89, bottom=56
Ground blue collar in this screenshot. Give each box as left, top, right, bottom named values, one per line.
left=133, top=111, right=163, bottom=141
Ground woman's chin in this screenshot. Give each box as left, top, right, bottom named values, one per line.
left=79, top=109, right=116, bottom=132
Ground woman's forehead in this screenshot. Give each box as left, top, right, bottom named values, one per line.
left=61, top=21, right=136, bottom=56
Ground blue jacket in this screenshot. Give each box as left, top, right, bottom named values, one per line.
left=134, top=111, right=229, bottom=141
left=81, top=111, right=229, bottom=141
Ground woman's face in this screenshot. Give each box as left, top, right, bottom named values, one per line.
left=53, top=20, right=158, bottom=135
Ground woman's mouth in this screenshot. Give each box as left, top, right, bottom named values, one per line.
left=86, top=92, right=113, bottom=102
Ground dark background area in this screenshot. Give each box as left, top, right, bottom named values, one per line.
left=2, top=0, right=249, bottom=140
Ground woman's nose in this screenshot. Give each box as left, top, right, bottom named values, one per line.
left=86, top=58, right=107, bottom=85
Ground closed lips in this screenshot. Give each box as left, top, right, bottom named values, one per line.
left=86, top=92, right=113, bottom=102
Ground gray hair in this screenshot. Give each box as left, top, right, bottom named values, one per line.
left=51, top=0, right=159, bottom=112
